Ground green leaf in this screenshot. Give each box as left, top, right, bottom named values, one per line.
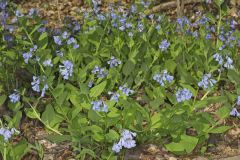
left=209, top=126, right=231, bottom=133
left=122, top=59, right=135, bottom=76
left=214, top=0, right=224, bottom=7
left=227, top=69, right=240, bottom=85
left=41, top=104, right=63, bottom=128
left=46, top=134, right=71, bottom=143
left=194, top=96, right=228, bottom=108
left=89, top=81, right=107, bottom=97
left=216, top=105, right=231, bottom=119
left=165, top=135, right=198, bottom=154
left=164, top=59, right=177, bottom=73
left=25, top=108, right=40, bottom=119
left=0, top=94, right=7, bottom=106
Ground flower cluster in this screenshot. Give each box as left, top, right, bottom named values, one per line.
left=112, top=129, right=137, bottom=153
left=159, top=39, right=170, bottom=51
left=198, top=74, right=216, bottom=89
left=108, top=91, right=120, bottom=102
left=91, top=66, right=108, bottom=78
left=91, top=100, right=108, bottom=112
left=229, top=108, right=240, bottom=117
left=237, top=96, right=240, bottom=106
left=9, top=90, right=20, bottom=103
left=22, top=45, right=38, bottom=64
left=31, top=76, right=49, bottom=97
left=213, top=54, right=234, bottom=69
left=176, top=88, right=192, bottom=102
left=107, top=56, right=121, bottom=68
left=43, top=59, right=53, bottom=67
left=0, top=127, right=18, bottom=141
left=153, top=70, right=173, bottom=86
left=59, top=60, right=73, bottom=80
left=119, top=86, right=134, bottom=96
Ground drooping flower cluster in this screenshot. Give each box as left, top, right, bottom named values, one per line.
left=108, top=91, right=120, bottom=102
left=153, top=70, right=174, bottom=86
left=198, top=74, right=217, bottom=89
left=22, top=45, right=38, bottom=64
left=92, top=65, right=108, bottom=78
left=229, top=108, right=240, bottom=117
left=43, top=59, right=53, bottom=67
left=112, top=129, right=137, bottom=153
left=59, top=60, right=73, bottom=80
left=176, top=88, right=192, bottom=102
left=119, top=86, right=134, bottom=96
left=9, top=90, right=20, bottom=103
left=213, top=54, right=234, bottom=69
left=91, top=100, right=108, bottom=112
left=31, top=76, right=49, bottom=97
left=159, top=39, right=170, bottom=51
left=0, top=127, right=18, bottom=141
left=107, top=56, right=121, bottom=68
left=237, top=96, right=240, bottom=106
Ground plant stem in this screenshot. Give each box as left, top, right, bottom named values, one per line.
left=216, top=7, right=222, bottom=48
left=3, top=143, right=7, bottom=160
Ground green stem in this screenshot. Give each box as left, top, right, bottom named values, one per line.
left=95, top=20, right=110, bottom=55
left=27, top=101, right=63, bottom=135
left=22, top=27, right=34, bottom=45
left=216, top=7, right=222, bottom=48
left=201, top=90, right=210, bottom=101
left=3, top=143, right=7, bottom=160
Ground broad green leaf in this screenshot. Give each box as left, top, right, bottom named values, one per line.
left=122, top=59, right=135, bottom=76
left=227, top=69, right=240, bottom=85
left=209, top=126, right=231, bottom=133
left=194, top=96, right=228, bottom=108
left=0, top=94, right=7, bottom=106
left=89, top=81, right=107, bottom=97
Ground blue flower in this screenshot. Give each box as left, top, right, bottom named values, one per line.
left=229, top=108, right=240, bottom=117
left=108, top=91, right=120, bottom=102
left=198, top=74, right=216, bottom=89
left=56, top=50, right=64, bottom=57
left=131, top=5, right=137, bottom=13
left=88, top=81, right=94, bottom=88
left=73, top=43, right=79, bottom=49
left=237, top=96, right=240, bottom=106
left=223, top=56, right=234, bottom=69
left=9, top=91, right=20, bottom=103
left=137, top=22, right=144, bottom=32
left=176, top=88, right=192, bottom=102
left=59, top=60, right=73, bottom=80
left=213, top=53, right=223, bottom=65
left=62, top=31, right=69, bottom=39
left=91, top=100, right=108, bottom=112
left=22, top=52, right=32, bottom=64
left=15, top=10, right=23, bottom=17
left=0, top=128, right=18, bottom=141
left=153, top=70, right=173, bottom=86
left=28, top=8, right=37, bottom=17
left=43, top=59, right=53, bottom=67
left=159, top=39, right=170, bottom=51
left=112, top=143, right=122, bottom=153
left=205, top=33, right=211, bottom=39
left=31, top=76, right=41, bottom=92
left=176, top=17, right=189, bottom=28
left=53, top=36, right=62, bottom=45
left=41, top=84, right=49, bottom=97
left=119, top=86, right=133, bottom=96
left=38, top=27, right=46, bottom=33
left=107, top=56, right=121, bottom=68
left=112, top=129, right=136, bottom=153
left=92, top=66, right=108, bottom=78
left=0, top=1, right=7, bottom=10
left=67, top=37, right=76, bottom=45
